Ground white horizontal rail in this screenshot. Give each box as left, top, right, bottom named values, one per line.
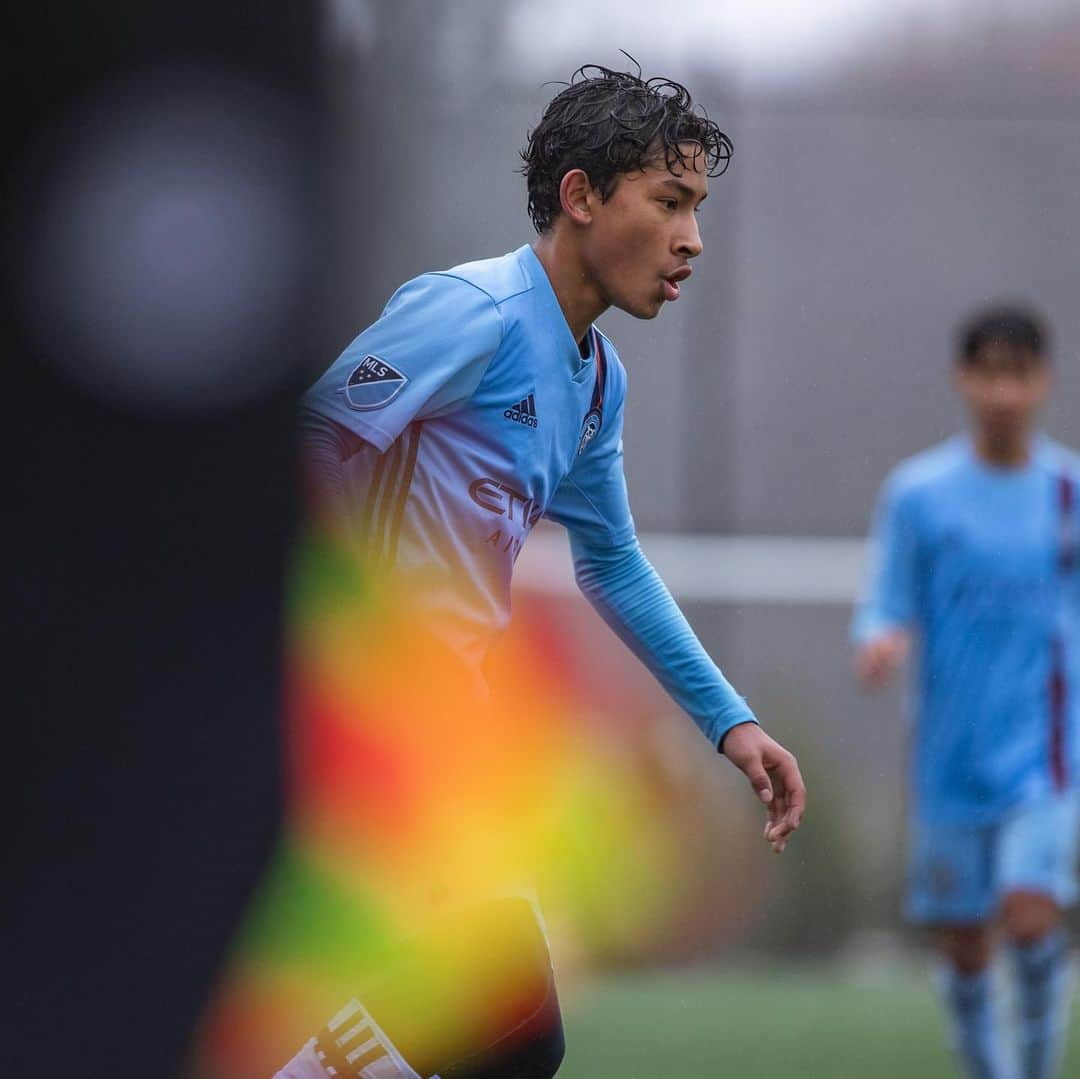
left=514, top=528, right=868, bottom=605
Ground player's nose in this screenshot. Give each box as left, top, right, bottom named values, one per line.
left=988, top=377, right=1025, bottom=407
left=676, top=216, right=703, bottom=259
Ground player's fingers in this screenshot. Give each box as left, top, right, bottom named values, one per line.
left=745, top=762, right=773, bottom=805
left=763, top=818, right=788, bottom=853
left=863, top=658, right=886, bottom=690
left=864, top=648, right=881, bottom=682
left=768, top=784, right=787, bottom=825
left=764, top=799, right=785, bottom=833
left=858, top=642, right=894, bottom=689
left=763, top=768, right=804, bottom=845
left=764, top=794, right=788, bottom=840
left=855, top=645, right=879, bottom=685
left=767, top=801, right=802, bottom=841
left=786, top=773, right=807, bottom=829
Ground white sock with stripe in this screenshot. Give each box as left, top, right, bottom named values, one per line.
left=1011, top=930, right=1073, bottom=1079
left=933, top=961, right=1017, bottom=1079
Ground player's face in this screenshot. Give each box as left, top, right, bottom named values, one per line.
left=954, top=344, right=1050, bottom=442
left=582, top=144, right=707, bottom=319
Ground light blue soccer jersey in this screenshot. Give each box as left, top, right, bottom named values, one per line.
left=302, top=244, right=633, bottom=666
left=301, top=244, right=757, bottom=747
left=854, top=435, right=1080, bottom=824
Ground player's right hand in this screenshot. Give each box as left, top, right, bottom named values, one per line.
left=721, top=723, right=806, bottom=854
left=854, top=629, right=910, bottom=691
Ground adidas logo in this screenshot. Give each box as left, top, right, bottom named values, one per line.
left=503, top=392, right=539, bottom=428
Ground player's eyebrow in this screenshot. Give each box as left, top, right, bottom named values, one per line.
left=657, top=177, right=707, bottom=204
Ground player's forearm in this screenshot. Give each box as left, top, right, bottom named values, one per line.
left=570, top=535, right=757, bottom=746
left=852, top=482, right=917, bottom=645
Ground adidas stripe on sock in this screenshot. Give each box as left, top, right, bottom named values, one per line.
left=1011, top=930, right=1073, bottom=1079
left=313, top=999, right=428, bottom=1079
left=934, top=962, right=1014, bottom=1079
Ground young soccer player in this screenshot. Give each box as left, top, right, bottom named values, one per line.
left=280, top=63, right=806, bottom=1079
left=854, top=306, right=1079, bottom=1079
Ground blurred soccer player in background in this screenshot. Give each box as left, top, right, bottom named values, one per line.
left=854, top=306, right=1079, bottom=1079
left=274, top=63, right=806, bottom=1079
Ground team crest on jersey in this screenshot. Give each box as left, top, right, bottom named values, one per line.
left=341, top=355, right=409, bottom=410
left=577, top=409, right=602, bottom=455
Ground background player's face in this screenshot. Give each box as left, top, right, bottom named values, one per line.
left=953, top=343, right=1051, bottom=444
left=583, top=143, right=707, bottom=320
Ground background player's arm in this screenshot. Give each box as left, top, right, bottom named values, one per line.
left=852, top=475, right=918, bottom=691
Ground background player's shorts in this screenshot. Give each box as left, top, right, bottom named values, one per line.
left=905, top=790, right=1080, bottom=925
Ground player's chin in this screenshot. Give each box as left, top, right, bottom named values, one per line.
left=620, top=293, right=665, bottom=320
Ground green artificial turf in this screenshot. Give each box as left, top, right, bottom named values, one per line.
left=558, top=963, right=1080, bottom=1078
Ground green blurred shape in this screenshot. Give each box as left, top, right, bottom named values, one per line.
left=231, top=838, right=397, bottom=982
left=287, top=529, right=375, bottom=624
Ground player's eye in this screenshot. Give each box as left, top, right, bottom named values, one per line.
left=659, top=198, right=678, bottom=211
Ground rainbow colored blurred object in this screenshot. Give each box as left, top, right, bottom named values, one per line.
left=194, top=528, right=752, bottom=1076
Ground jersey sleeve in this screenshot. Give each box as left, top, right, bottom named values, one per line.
left=301, top=273, right=504, bottom=452
left=851, top=472, right=920, bottom=643
left=543, top=354, right=635, bottom=548
left=549, top=345, right=755, bottom=747
left=571, top=535, right=758, bottom=747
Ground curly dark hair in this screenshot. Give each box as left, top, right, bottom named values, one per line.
left=520, top=59, right=733, bottom=234
left=956, top=304, right=1050, bottom=366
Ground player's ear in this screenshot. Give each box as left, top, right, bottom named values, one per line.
left=559, top=169, right=594, bottom=226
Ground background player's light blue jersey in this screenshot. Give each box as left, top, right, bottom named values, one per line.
left=302, top=244, right=634, bottom=664
left=853, top=435, right=1080, bottom=824
left=301, top=244, right=756, bottom=745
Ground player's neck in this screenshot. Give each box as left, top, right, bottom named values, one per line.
left=971, top=428, right=1032, bottom=468
left=532, top=233, right=609, bottom=349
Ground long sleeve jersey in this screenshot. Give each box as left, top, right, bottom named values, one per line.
left=301, top=244, right=755, bottom=747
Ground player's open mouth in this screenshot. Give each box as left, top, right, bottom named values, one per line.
left=662, top=266, right=692, bottom=302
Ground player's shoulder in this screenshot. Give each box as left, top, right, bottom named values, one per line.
left=884, top=436, right=969, bottom=503
left=1036, top=436, right=1080, bottom=478
left=433, top=246, right=534, bottom=309
left=382, top=259, right=507, bottom=329
left=377, top=256, right=513, bottom=357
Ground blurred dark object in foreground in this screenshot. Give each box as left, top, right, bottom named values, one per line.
left=2, top=1, right=323, bottom=1073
